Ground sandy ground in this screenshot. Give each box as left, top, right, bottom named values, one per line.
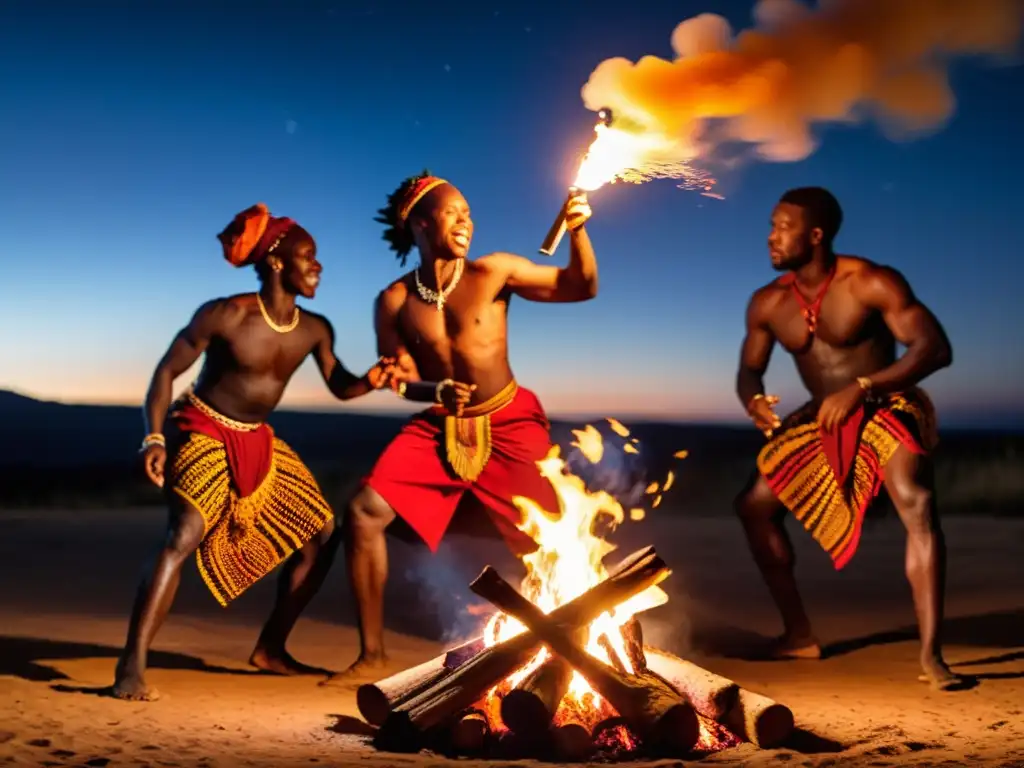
left=1, top=506, right=1022, bottom=767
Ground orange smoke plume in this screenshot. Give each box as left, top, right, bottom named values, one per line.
left=581, top=0, right=1023, bottom=163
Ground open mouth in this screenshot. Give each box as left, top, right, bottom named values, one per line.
left=452, top=230, right=470, bottom=249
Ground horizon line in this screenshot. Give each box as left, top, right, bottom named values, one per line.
left=0, top=386, right=748, bottom=426
left=3, top=387, right=1023, bottom=432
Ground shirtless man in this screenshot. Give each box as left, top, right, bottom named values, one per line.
left=324, top=172, right=597, bottom=682
left=112, top=203, right=393, bottom=700
left=734, top=186, right=962, bottom=689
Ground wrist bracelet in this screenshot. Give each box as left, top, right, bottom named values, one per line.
left=396, top=381, right=408, bottom=398
left=747, top=393, right=765, bottom=412
left=435, top=378, right=454, bottom=404
left=856, top=376, right=873, bottom=395
left=139, top=433, right=165, bottom=453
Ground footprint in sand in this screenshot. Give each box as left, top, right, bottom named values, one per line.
left=866, top=740, right=945, bottom=758
left=26, top=738, right=52, bottom=748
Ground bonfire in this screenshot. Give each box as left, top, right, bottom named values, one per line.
left=354, top=420, right=795, bottom=760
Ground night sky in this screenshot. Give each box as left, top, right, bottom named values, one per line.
left=2, top=0, right=1022, bottom=426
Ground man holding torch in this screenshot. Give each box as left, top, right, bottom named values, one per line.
left=323, top=172, right=598, bottom=683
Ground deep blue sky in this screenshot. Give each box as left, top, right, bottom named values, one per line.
left=2, top=1, right=1022, bottom=426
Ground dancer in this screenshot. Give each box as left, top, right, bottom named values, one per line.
left=113, top=203, right=394, bottom=700
left=326, top=173, right=598, bottom=682
left=734, top=186, right=961, bottom=688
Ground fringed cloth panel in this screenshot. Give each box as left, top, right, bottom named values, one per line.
left=435, top=379, right=519, bottom=482
left=168, top=432, right=332, bottom=606
left=757, top=389, right=936, bottom=569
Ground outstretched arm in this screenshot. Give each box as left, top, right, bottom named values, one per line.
left=313, top=316, right=385, bottom=401
left=144, top=300, right=222, bottom=438
left=857, top=266, right=952, bottom=394
left=495, top=193, right=597, bottom=303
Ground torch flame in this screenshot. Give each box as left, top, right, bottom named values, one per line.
left=570, top=122, right=716, bottom=194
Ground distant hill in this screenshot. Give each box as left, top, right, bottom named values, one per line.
left=0, top=389, right=409, bottom=467
left=1, top=390, right=1022, bottom=515
left=0, top=388, right=765, bottom=468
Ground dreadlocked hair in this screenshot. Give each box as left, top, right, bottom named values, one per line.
left=374, top=169, right=433, bottom=267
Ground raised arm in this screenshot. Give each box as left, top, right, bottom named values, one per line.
left=495, top=193, right=597, bottom=303
left=144, top=300, right=222, bottom=439
left=856, top=265, right=952, bottom=394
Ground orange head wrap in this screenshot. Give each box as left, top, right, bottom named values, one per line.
left=217, top=203, right=297, bottom=267
left=396, top=176, right=449, bottom=229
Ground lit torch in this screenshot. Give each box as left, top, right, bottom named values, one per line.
left=538, top=107, right=614, bottom=256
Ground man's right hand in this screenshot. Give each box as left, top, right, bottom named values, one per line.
left=365, top=356, right=397, bottom=390
left=142, top=444, right=166, bottom=488
left=748, top=394, right=782, bottom=438
left=440, top=380, right=477, bottom=417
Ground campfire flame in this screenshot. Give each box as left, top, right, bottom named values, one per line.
left=481, top=420, right=685, bottom=739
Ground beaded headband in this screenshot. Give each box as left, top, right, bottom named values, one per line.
left=396, top=176, right=449, bottom=227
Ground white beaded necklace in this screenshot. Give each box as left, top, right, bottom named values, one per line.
left=415, top=259, right=464, bottom=312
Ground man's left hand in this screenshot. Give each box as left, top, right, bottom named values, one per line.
left=565, top=193, right=592, bottom=231
left=817, top=382, right=867, bottom=432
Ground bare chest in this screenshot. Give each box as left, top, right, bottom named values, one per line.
left=771, top=288, right=881, bottom=355
left=400, top=272, right=508, bottom=351
left=220, top=317, right=313, bottom=377
left=402, top=293, right=507, bottom=349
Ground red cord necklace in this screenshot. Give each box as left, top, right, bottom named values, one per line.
left=780, top=265, right=836, bottom=335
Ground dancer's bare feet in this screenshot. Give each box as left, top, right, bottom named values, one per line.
left=249, top=645, right=329, bottom=676
left=918, top=655, right=965, bottom=690
left=110, top=659, right=160, bottom=702
left=766, top=632, right=822, bottom=660
left=319, top=654, right=391, bottom=688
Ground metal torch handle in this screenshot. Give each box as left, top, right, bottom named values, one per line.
left=538, top=186, right=580, bottom=256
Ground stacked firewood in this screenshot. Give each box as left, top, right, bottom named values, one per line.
left=355, top=546, right=793, bottom=760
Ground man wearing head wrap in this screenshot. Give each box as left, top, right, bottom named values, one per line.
left=111, top=204, right=395, bottom=701
left=322, top=172, right=599, bottom=683
left=734, top=186, right=962, bottom=690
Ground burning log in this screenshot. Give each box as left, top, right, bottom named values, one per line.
left=450, top=708, right=490, bottom=754
left=644, top=647, right=739, bottom=721
left=723, top=688, right=794, bottom=749
left=500, top=655, right=574, bottom=735
left=470, top=566, right=700, bottom=754
left=553, top=722, right=594, bottom=761
left=374, top=546, right=669, bottom=752
left=644, top=647, right=793, bottom=748
left=500, top=624, right=587, bottom=735
left=357, top=637, right=486, bottom=726
left=597, top=633, right=628, bottom=673
left=621, top=616, right=647, bottom=672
